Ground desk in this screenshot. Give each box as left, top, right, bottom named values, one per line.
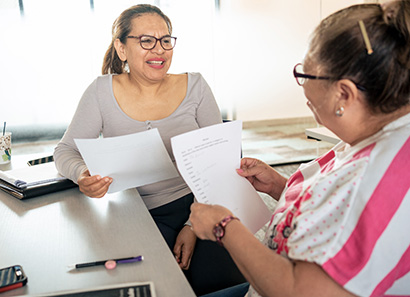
left=0, top=187, right=195, bottom=296
left=305, top=127, right=340, bottom=144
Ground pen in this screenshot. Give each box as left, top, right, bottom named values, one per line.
left=67, top=255, right=143, bottom=270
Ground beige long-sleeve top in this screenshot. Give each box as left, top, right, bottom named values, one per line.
left=54, top=72, right=222, bottom=209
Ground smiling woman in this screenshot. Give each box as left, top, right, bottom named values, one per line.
left=0, top=0, right=218, bottom=144
left=53, top=3, right=246, bottom=296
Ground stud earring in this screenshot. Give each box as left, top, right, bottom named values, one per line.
left=336, top=106, right=345, bottom=117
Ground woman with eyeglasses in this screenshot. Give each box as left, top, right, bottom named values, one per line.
left=54, top=4, right=245, bottom=295
left=190, top=2, right=410, bottom=297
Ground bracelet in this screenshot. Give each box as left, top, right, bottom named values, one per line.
left=213, top=215, right=239, bottom=246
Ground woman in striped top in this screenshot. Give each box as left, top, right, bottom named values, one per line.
left=190, top=1, right=410, bottom=297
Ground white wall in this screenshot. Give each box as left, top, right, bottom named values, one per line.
left=0, top=0, right=375, bottom=128
left=210, top=0, right=368, bottom=121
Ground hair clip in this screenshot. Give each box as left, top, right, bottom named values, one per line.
left=359, top=20, right=373, bottom=55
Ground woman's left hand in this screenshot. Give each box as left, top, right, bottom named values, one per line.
left=189, top=203, right=233, bottom=241
left=173, top=225, right=197, bottom=270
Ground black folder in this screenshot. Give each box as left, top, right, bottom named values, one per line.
left=0, top=162, right=77, bottom=199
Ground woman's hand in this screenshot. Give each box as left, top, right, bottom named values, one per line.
left=189, top=203, right=233, bottom=241
left=77, top=169, right=113, bottom=198
left=173, top=225, right=197, bottom=270
left=236, top=157, right=287, bottom=200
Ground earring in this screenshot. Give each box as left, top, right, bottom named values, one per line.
left=336, top=106, right=345, bottom=117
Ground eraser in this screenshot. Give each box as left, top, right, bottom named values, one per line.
left=105, top=260, right=116, bottom=270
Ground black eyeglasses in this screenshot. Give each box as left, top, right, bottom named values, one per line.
left=293, top=63, right=330, bottom=86
left=126, top=35, right=177, bottom=51
left=293, top=63, right=366, bottom=91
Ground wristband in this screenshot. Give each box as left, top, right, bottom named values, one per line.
left=213, top=215, right=239, bottom=246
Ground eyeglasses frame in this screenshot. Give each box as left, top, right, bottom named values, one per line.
left=293, top=63, right=366, bottom=92
left=293, top=63, right=330, bottom=86
left=126, top=34, right=177, bottom=51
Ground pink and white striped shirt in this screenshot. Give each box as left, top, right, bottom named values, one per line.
left=252, top=113, right=410, bottom=297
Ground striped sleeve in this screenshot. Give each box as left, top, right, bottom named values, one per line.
left=322, top=136, right=410, bottom=296
left=285, top=135, right=410, bottom=296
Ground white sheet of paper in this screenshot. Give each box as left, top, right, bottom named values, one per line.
left=75, top=129, right=179, bottom=193
left=171, top=121, right=271, bottom=234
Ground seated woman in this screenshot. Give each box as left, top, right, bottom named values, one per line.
left=54, top=4, right=245, bottom=295
left=190, top=1, right=410, bottom=296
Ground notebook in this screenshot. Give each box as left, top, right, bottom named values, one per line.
left=0, top=162, right=77, bottom=199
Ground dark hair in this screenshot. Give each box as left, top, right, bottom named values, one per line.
left=102, top=4, right=172, bottom=75
left=307, top=1, right=410, bottom=114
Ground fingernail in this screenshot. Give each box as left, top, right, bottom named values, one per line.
left=236, top=169, right=244, bottom=173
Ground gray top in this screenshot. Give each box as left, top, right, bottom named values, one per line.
left=54, top=72, right=222, bottom=209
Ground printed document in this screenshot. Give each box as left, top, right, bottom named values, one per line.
left=171, top=121, right=271, bottom=233
left=75, top=129, right=179, bottom=193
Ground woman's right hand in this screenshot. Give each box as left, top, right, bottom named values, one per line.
left=77, top=170, right=113, bottom=198
left=236, top=157, right=287, bottom=200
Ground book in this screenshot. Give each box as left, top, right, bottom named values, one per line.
left=37, top=281, right=156, bottom=297
left=0, top=162, right=77, bottom=199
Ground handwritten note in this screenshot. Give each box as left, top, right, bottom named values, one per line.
left=171, top=121, right=271, bottom=234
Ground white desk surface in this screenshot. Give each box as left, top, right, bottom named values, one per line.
left=0, top=184, right=195, bottom=296
left=305, top=126, right=340, bottom=144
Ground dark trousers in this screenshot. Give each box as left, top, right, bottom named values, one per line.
left=149, top=193, right=246, bottom=296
